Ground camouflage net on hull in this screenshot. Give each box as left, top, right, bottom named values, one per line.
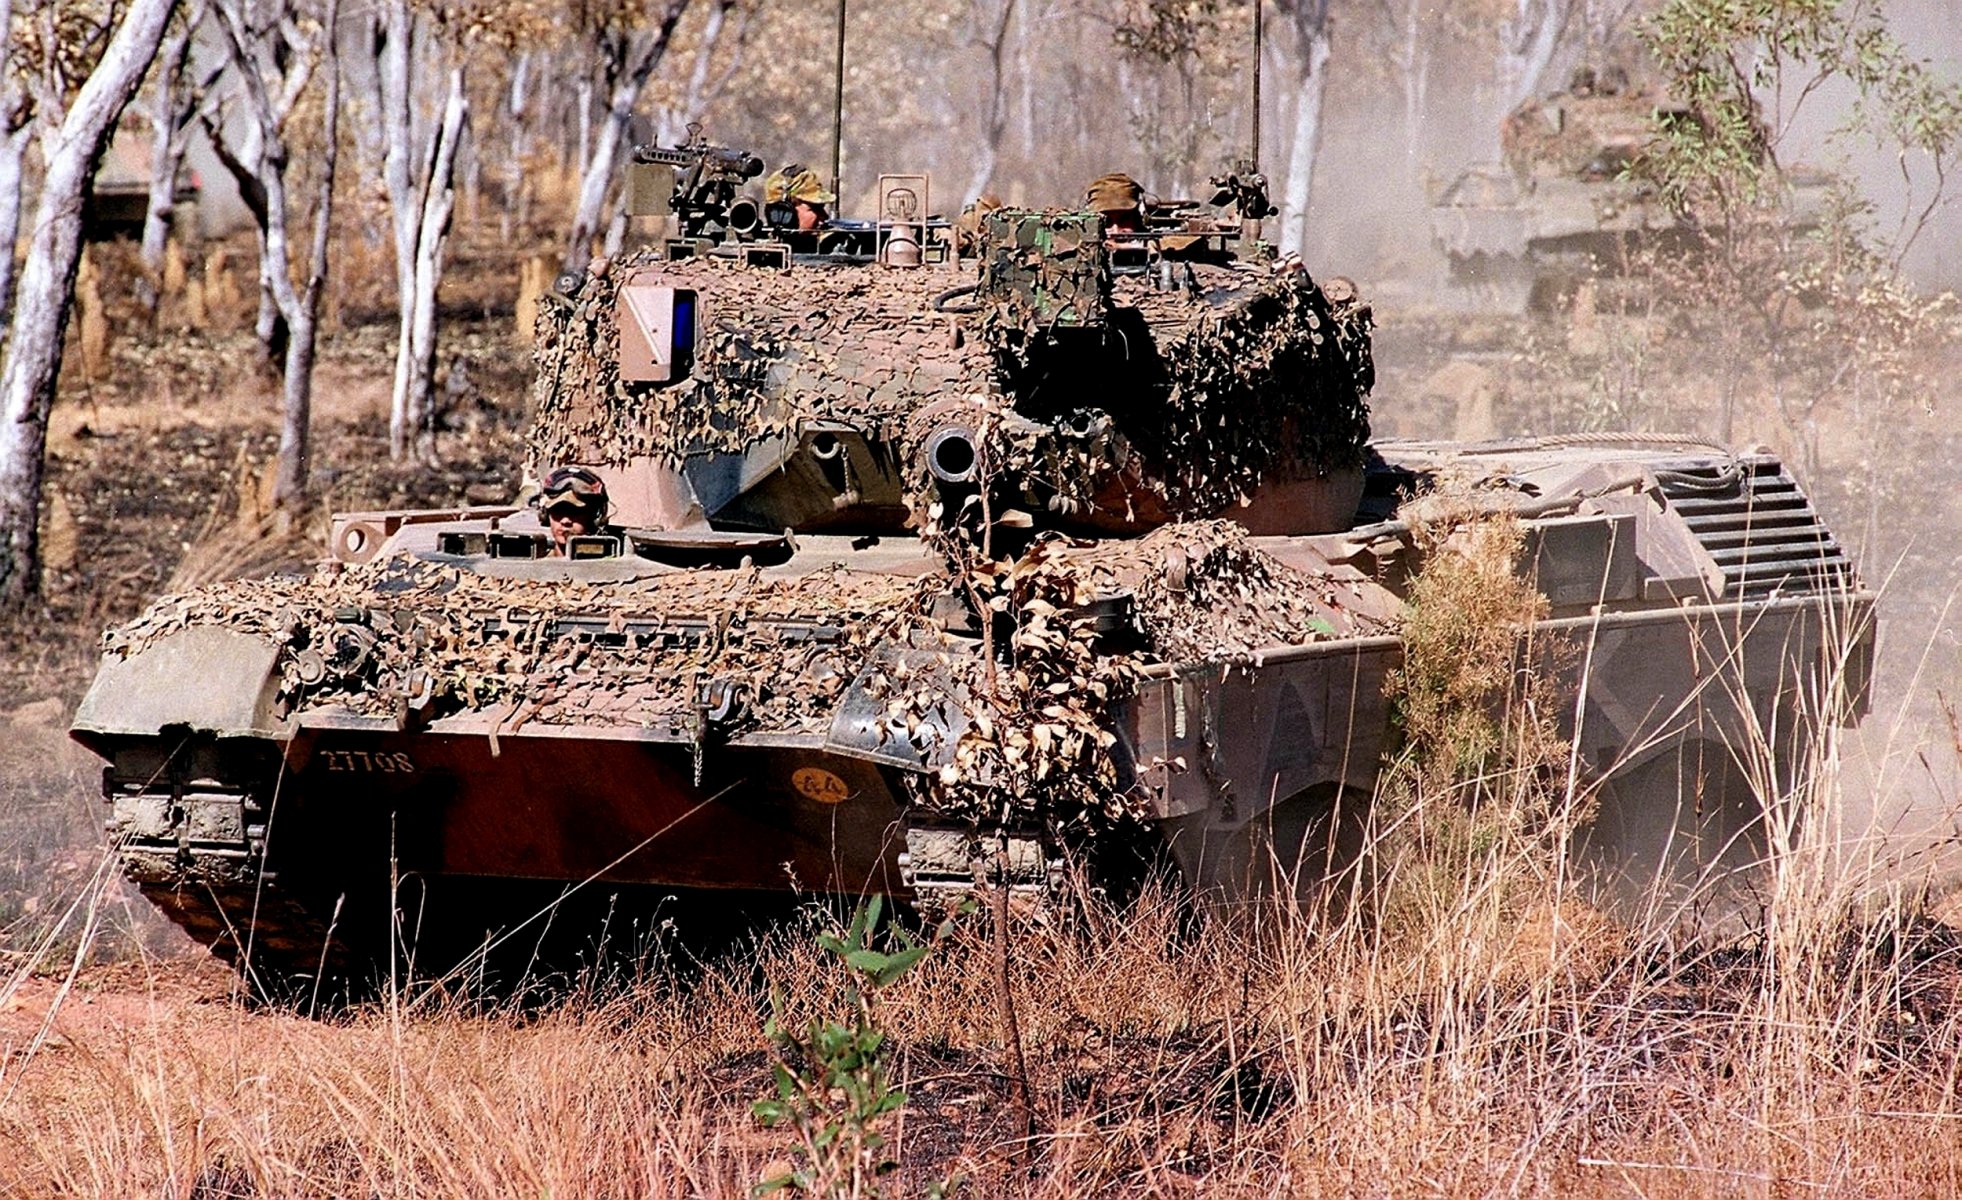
left=107, top=558, right=930, bottom=737
left=104, top=525, right=1376, bottom=828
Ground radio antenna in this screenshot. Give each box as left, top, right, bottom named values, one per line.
left=831, top=0, right=847, bottom=199
left=1250, top=0, right=1263, bottom=173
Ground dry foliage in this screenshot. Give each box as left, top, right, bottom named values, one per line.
left=5, top=833, right=1962, bottom=1196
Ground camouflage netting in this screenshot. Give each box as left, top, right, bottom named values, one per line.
left=1104, top=267, right=1374, bottom=513
left=529, top=244, right=1372, bottom=534
left=528, top=254, right=993, bottom=470
left=107, top=558, right=931, bottom=736
left=920, top=526, right=1393, bottom=826
left=1066, top=521, right=1388, bottom=662
left=105, top=522, right=1367, bottom=827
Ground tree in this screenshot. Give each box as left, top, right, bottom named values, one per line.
left=607, top=0, right=750, bottom=254
left=561, top=0, right=693, bottom=272
left=0, top=0, right=41, bottom=336
left=0, top=0, right=181, bottom=612
left=1637, top=0, right=1962, bottom=441
left=210, top=0, right=343, bottom=503
left=962, top=0, right=1016, bottom=204
left=137, top=0, right=219, bottom=318
left=370, top=0, right=470, bottom=463
left=1270, top=0, right=1330, bottom=256
left=1499, top=0, right=1573, bottom=109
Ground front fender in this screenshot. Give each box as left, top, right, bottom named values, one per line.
left=70, top=626, right=284, bottom=754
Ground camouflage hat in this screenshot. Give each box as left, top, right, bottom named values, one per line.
left=766, top=165, right=836, bottom=206
left=1085, top=173, right=1143, bottom=215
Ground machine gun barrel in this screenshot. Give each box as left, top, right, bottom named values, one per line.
left=631, top=141, right=765, bottom=180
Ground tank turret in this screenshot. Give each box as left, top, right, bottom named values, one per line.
left=531, top=160, right=1372, bottom=551
left=1429, top=72, right=1831, bottom=309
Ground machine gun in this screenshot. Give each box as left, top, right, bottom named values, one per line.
left=626, top=123, right=767, bottom=239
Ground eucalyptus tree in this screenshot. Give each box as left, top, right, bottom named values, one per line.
left=0, top=0, right=181, bottom=612
left=208, top=0, right=343, bottom=501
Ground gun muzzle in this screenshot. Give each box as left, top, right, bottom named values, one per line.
left=925, top=425, right=979, bottom=485
left=726, top=197, right=762, bottom=236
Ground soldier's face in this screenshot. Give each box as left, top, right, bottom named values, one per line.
left=794, top=201, right=823, bottom=231
left=547, top=506, right=593, bottom=547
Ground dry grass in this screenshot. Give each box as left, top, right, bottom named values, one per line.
left=4, top=870, right=1960, bottom=1196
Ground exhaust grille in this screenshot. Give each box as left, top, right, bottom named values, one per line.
left=1661, top=458, right=1852, bottom=599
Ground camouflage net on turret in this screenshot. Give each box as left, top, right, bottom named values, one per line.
left=1109, top=267, right=1374, bottom=513
left=529, top=245, right=1372, bottom=535
left=528, top=253, right=992, bottom=471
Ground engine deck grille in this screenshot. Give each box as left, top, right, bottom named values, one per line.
left=1661, top=458, right=1853, bottom=599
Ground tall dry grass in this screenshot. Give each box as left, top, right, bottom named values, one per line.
left=2, top=558, right=1958, bottom=1197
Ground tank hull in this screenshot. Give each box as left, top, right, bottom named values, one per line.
left=75, top=562, right=1869, bottom=985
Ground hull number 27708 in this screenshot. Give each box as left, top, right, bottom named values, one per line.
left=316, top=749, right=417, bottom=773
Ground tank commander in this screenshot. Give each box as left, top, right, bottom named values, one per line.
left=1087, top=171, right=1212, bottom=260
left=540, top=466, right=609, bottom=556
left=1085, top=172, right=1147, bottom=233
left=764, top=165, right=835, bottom=231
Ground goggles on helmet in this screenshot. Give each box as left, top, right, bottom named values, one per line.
left=541, top=466, right=606, bottom=511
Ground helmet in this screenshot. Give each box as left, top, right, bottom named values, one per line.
left=541, top=466, right=609, bottom=521
left=765, top=165, right=836, bottom=206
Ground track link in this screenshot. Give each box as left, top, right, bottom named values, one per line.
left=106, top=772, right=357, bottom=998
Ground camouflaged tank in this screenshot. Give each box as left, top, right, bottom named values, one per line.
left=1429, top=75, right=1830, bottom=310
left=71, top=143, right=1874, bottom=992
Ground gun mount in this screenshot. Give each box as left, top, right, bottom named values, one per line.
left=627, top=125, right=768, bottom=239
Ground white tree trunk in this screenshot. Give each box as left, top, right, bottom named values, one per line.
left=575, top=76, right=592, bottom=174
left=1502, top=0, right=1570, bottom=109
left=0, top=0, right=31, bottom=337
left=0, top=0, right=180, bottom=609
left=139, top=5, right=205, bottom=294
left=212, top=0, right=333, bottom=500
left=1278, top=28, right=1330, bottom=258
left=378, top=0, right=421, bottom=460
left=276, top=0, right=340, bottom=503
left=0, top=120, right=31, bottom=336
left=1399, top=0, right=1429, bottom=163
left=502, top=49, right=529, bottom=241
left=563, top=0, right=692, bottom=270
left=405, top=67, right=465, bottom=463
left=567, top=95, right=626, bottom=266
left=963, top=0, right=1014, bottom=205
left=654, top=0, right=728, bottom=144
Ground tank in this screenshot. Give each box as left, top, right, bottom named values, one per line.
left=1429, top=71, right=1831, bottom=310
left=70, top=139, right=1874, bottom=992
left=84, top=127, right=198, bottom=242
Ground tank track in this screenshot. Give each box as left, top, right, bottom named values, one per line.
left=105, top=772, right=355, bottom=998
left=897, top=822, right=1065, bottom=905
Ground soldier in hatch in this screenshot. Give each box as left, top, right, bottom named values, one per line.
left=1087, top=170, right=1221, bottom=263
left=1085, top=172, right=1146, bottom=234
left=764, top=164, right=835, bottom=231
left=540, top=466, right=609, bottom=556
